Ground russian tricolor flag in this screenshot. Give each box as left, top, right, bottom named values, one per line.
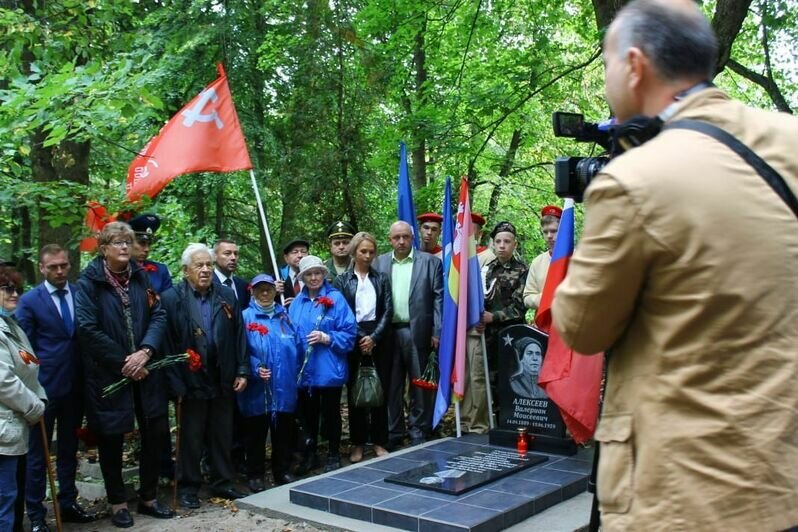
left=535, top=199, right=604, bottom=444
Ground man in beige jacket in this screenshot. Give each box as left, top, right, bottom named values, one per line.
left=552, top=1, right=798, bottom=531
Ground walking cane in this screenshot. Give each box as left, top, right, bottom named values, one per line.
left=172, top=397, right=182, bottom=512
left=39, top=419, right=63, bottom=532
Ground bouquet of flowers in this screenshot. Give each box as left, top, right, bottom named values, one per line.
left=102, top=348, right=203, bottom=398
left=297, top=296, right=334, bottom=385
left=412, top=351, right=439, bottom=391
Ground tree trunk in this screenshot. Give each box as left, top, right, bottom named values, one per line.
left=711, top=0, right=753, bottom=74
left=411, top=18, right=428, bottom=190
left=215, top=183, right=224, bottom=237
left=591, top=0, right=627, bottom=32
left=487, top=129, right=523, bottom=229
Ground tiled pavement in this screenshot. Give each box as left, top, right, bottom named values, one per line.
left=284, top=434, right=593, bottom=532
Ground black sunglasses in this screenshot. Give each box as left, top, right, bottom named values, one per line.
left=0, top=285, right=22, bottom=295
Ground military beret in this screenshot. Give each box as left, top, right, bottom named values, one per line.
left=541, top=205, right=563, bottom=219
left=417, top=212, right=443, bottom=224
left=471, top=213, right=486, bottom=226
left=490, top=221, right=517, bottom=238
left=326, top=221, right=355, bottom=240
left=128, top=213, right=161, bottom=242
left=282, top=238, right=311, bottom=255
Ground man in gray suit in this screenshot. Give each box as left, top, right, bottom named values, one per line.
left=374, top=221, right=443, bottom=446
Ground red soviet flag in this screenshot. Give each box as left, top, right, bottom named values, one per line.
left=126, top=64, right=252, bottom=201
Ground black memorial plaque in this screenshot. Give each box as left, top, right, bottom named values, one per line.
left=490, top=324, right=576, bottom=454
left=384, top=448, right=547, bottom=495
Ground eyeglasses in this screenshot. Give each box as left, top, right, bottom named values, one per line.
left=109, top=240, right=132, bottom=248
left=0, top=285, right=22, bottom=295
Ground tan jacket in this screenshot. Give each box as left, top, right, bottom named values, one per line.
left=523, top=251, right=551, bottom=310
left=0, top=317, right=47, bottom=456
left=553, top=88, right=798, bottom=531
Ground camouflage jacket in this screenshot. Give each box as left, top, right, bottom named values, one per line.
left=325, top=257, right=352, bottom=283
left=483, top=256, right=528, bottom=325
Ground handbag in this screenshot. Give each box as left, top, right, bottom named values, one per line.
left=352, top=354, right=383, bottom=408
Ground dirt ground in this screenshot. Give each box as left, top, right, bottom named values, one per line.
left=52, top=501, right=325, bottom=532
left=30, top=406, right=459, bottom=531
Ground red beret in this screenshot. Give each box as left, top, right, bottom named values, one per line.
left=417, top=212, right=443, bottom=224
left=471, top=213, right=486, bottom=226
left=541, top=205, right=562, bottom=219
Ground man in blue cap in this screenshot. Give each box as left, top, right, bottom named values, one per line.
left=129, top=213, right=173, bottom=294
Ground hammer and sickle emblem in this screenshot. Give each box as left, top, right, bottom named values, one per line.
left=181, top=88, right=224, bottom=130
left=134, top=159, right=160, bottom=181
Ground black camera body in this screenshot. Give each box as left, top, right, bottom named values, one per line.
left=552, top=112, right=612, bottom=202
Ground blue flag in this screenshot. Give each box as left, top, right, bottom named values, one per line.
left=433, top=176, right=456, bottom=428
left=397, top=141, right=420, bottom=249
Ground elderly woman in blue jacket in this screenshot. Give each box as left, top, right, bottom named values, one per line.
left=288, top=256, right=356, bottom=473
left=236, top=274, right=302, bottom=492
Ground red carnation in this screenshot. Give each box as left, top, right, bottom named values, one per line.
left=143, top=263, right=158, bottom=273
left=187, top=348, right=203, bottom=372
left=411, top=378, right=438, bottom=391
left=316, top=296, right=334, bottom=309
left=247, top=323, right=260, bottom=332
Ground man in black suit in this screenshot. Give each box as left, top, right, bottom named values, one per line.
left=373, top=221, right=442, bottom=446
left=212, top=238, right=250, bottom=310
left=16, top=244, right=98, bottom=531
left=161, top=243, right=249, bottom=508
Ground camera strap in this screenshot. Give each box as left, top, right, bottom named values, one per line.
left=666, top=119, right=798, bottom=219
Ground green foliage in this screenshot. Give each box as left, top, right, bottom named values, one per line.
left=0, top=0, right=795, bottom=275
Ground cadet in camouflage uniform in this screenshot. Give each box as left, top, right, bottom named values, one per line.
left=481, top=221, right=528, bottom=412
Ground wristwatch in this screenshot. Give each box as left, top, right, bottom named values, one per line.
left=141, top=346, right=154, bottom=358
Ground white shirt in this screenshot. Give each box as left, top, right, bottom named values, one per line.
left=45, top=280, right=74, bottom=319
left=214, top=268, right=238, bottom=299
left=354, top=271, right=377, bottom=322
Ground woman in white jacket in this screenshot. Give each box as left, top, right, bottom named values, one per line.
left=0, top=265, right=46, bottom=531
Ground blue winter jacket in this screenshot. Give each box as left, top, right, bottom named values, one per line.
left=237, top=301, right=302, bottom=416
left=288, top=282, right=356, bottom=388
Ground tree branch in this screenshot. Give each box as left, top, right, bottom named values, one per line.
left=726, top=59, right=793, bottom=113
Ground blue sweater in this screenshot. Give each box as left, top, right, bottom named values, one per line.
left=288, top=282, right=356, bottom=388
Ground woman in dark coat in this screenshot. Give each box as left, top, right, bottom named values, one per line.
left=333, top=232, right=393, bottom=462
left=75, top=222, right=173, bottom=527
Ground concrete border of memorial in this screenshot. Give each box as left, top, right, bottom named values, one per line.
left=489, top=324, right=577, bottom=455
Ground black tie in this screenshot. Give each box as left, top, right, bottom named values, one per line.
left=223, top=277, right=239, bottom=300
left=56, top=289, right=74, bottom=336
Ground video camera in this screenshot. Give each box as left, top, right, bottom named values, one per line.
left=552, top=112, right=614, bottom=202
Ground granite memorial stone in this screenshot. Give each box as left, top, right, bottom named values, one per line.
left=489, top=324, right=577, bottom=454
left=385, top=447, right=546, bottom=495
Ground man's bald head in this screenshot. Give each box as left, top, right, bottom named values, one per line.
left=389, top=221, right=414, bottom=259
left=608, top=0, right=717, bottom=82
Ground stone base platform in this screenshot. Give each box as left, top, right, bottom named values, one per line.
left=250, top=434, right=593, bottom=532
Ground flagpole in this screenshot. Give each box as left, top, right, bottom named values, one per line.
left=249, top=170, right=284, bottom=304
left=480, top=332, right=495, bottom=429
left=454, top=401, right=462, bottom=438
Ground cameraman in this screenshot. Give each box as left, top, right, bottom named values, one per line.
left=552, top=1, right=798, bottom=531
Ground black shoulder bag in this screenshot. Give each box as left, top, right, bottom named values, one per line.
left=665, top=119, right=798, bottom=218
